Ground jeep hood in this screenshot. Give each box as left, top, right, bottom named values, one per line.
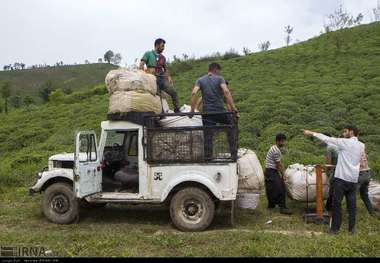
left=49, top=153, right=88, bottom=162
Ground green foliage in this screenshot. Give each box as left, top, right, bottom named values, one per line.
left=49, top=89, right=65, bottom=103
left=1, top=22, right=380, bottom=188
left=0, top=63, right=117, bottom=103
left=9, top=95, right=22, bottom=108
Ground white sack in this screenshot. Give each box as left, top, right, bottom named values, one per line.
left=237, top=149, right=265, bottom=192
left=105, top=69, right=157, bottom=95
left=108, top=91, right=162, bottom=114
left=369, top=181, right=380, bottom=211
left=284, top=164, right=330, bottom=202
left=159, top=104, right=203, bottom=127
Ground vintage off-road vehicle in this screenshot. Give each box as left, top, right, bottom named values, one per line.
left=30, top=112, right=239, bottom=232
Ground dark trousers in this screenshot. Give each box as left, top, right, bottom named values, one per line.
left=264, top=168, right=286, bottom=208
left=325, top=174, right=335, bottom=212
left=202, top=114, right=237, bottom=160
left=156, top=75, right=180, bottom=110
left=331, top=178, right=357, bottom=232
left=358, top=170, right=374, bottom=214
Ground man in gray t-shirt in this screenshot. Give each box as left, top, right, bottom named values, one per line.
left=190, top=63, right=240, bottom=160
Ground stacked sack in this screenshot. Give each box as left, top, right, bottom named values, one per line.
left=236, top=149, right=264, bottom=210
left=237, top=149, right=265, bottom=193
left=284, top=164, right=329, bottom=202
left=369, top=181, right=380, bottom=211
left=106, top=69, right=163, bottom=114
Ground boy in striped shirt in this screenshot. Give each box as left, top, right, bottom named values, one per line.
left=264, top=134, right=292, bottom=215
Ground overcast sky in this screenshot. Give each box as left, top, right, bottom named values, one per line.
left=0, top=0, right=378, bottom=68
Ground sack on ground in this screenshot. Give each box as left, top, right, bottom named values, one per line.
left=284, top=164, right=329, bottom=202
left=108, top=91, right=162, bottom=114
left=105, top=69, right=157, bottom=95
left=237, top=149, right=265, bottom=192
left=369, top=181, right=380, bottom=211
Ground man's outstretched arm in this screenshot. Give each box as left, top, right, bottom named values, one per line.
left=303, top=130, right=343, bottom=150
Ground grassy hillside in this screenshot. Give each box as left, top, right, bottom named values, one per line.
left=0, top=63, right=117, bottom=101
left=1, top=22, right=380, bottom=188
left=0, top=22, right=380, bottom=258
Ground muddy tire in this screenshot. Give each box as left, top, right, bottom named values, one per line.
left=43, top=183, right=79, bottom=224
left=170, top=187, right=215, bottom=232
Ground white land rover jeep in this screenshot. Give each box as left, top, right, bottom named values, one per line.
left=30, top=112, right=239, bottom=232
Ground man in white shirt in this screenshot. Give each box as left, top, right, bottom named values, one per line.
left=303, top=125, right=365, bottom=234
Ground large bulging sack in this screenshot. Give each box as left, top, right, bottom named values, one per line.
left=108, top=91, right=162, bottom=114
left=237, top=149, right=265, bottom=192
left=105, top=69, right=157, bottom=95
left=284, top=164, right=329, bottom=202
left=369, top=181, right=380, bottom=211
left=159, top=104, right=203, bottom=127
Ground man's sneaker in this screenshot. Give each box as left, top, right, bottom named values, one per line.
left=280, top=207, right=292, bottom=215
left=349, top=229, right=357, bottom=235
left=328, top=229, right=339, bottom=235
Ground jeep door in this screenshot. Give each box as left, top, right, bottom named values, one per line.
left=74, top=131, right=102, bottom=198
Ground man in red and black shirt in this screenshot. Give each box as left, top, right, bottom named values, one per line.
left=140, top=38, right=180, bottom=113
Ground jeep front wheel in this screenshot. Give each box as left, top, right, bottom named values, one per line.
left=170, top=187, right=215, bottom=232
left=43, top=183, right=79, bottom=224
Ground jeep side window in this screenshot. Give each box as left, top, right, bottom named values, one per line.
left=79, top=134, right=97, bottom=162
left=128, top=133, right=138, bottom=156
left=105, top=131, right=125, bottom=146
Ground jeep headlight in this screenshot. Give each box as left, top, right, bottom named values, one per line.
left=36, top=172, right=42, bottom=180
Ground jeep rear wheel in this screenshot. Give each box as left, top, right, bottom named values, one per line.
left=170, top=187, right=215, bottom=232
left=43, top=183, right=79, bottom=224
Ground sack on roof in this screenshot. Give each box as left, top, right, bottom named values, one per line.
left=108, top=91, right=162, bottom=114
left=105, top=69, right=157, bottom=95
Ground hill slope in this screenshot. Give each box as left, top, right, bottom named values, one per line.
left=0, top=63, right=117, bottom=100
left=1, top=22, right=380, bottom=187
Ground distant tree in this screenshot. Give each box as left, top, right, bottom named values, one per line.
left=1, top=81, right=11, bottom=114
left=173, top=55, right=181, bottom=63
left=104, top=50, right=114, bottom=64
left=85, top=59, right=90, bottom=64
left=243, top=47, right=251, bottom=56
left=111, top=53, right=122, bottom=65
left=9, top=96, right=22, bottom=108
left=223, top=48, right=240, bottom=59
left=23, top=96, right=34, bottom=108
left=285, top=25, right=294, bottom=46
left=373, top=0, right=380, bottom=22
left=258, top=41, right=271, bottom=51
left=38, top=80, right=54, bottom=102
left=182, top=54, right=189, bottom=61
left=20, top=63, right=25, bottom=70
left=323, top=4, right=363, bottom=33
left=97, top=58, right=103, bottom=63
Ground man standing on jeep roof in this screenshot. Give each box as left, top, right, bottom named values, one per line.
left=190, top=63, right=240, bottom=160
left=139, top=38, right=180, bottom=113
